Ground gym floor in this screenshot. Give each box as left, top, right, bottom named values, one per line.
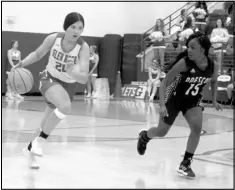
left=2, top=96, right=233, bottom=188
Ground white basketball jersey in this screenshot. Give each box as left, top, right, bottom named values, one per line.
left=46, top=33, right=84, bottom=83
left=11, top=50, right=20, bottom=60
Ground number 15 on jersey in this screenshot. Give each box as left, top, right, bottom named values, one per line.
left=185, top=83, right=202, bottom=96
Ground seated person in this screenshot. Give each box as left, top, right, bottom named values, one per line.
left=147, top=59, right=161, bottom=101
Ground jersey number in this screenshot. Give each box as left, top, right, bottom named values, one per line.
left=55, top=62, right=66, bottom=72
left=185, top=83, right=201, bottom=96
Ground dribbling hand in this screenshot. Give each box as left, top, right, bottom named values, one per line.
left=159, top=105, right=169, bottom=117
left=65, top=62, right=75, bottom=75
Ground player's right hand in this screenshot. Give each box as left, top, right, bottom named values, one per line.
left=11, top=61, right=23, bottom=71
left=159, top=105, right=169, bottom=117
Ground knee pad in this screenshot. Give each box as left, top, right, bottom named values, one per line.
left=54, top=108, right=66, bottom=119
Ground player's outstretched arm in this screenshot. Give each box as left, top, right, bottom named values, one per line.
left=15, top=33, right=57, bottom=69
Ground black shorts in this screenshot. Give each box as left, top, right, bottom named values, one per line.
left=161, top=93, right=204, bottom=125
left=39, top=70, right=78, bottom=109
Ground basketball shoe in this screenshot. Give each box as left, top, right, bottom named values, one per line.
left=177, top=158, right=195, bottom=178
left=137, top=130, right=151, bottom=155
left=22, top=147, right=40, bottom=169
left=30, top=137, right=46, bottom=156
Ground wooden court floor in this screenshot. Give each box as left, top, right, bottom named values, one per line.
left=1, top=96, right=234, bottom=189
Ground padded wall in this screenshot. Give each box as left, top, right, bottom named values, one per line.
left=98, top=34, right=122, bottom=95
left=121, top=34, right=141, bottom=85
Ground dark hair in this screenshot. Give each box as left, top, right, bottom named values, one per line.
left=195, top=1, right=208, bottom=15
left=183, top=16, right=193, bottom=30
left=181, top=9, right=186, bottom=16
left=63, top=12, right=85, bottom=31
left=11, top=40, right=18, bottom=48
left=186, top=31, right=211, bottom=56
left=154, top=18, right=164, bottom=33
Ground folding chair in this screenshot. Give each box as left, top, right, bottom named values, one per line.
left=217, top=74, right=231, bottom=105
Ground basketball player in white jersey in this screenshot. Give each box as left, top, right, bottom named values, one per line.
left=6, top=40, right=24, bottom=100
left=12, top=12, right=90, bottom=169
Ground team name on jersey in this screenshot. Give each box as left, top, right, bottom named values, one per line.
left=185, top=77, right=211, bottom=84
left=52, top=49, right=77, bottom=64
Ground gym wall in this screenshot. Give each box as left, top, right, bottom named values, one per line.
left=2, top=2, right=186, bottom=36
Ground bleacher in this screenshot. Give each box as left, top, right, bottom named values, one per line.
left=135, top=1, right=234, bottom=106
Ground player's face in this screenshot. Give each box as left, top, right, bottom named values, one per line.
left=66, top=21, right=84, bottom=41
left=156, top=19, right=161, bottom=26
left=216, top=19, right=222, bottom=27
left=13, top=41, right=18, bottom=49
left=90, top=47, right=95, bottom=55
left=187, top=38, right=205, bottom=61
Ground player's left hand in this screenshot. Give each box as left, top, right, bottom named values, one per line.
left=65, top=62, right=75, bottom=75
left=213, top=101, right=223, bottom=111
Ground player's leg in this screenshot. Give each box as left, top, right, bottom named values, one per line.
left=147, top=79, right=152, bottom=98
left=150, top=80, right=160, bottom=101
left=41, top=106, right=55, bottom=131
left=87, top=75, right=92, bottom=97
left=215, top=51, right=222, bottom=75
left=30, top=106, right=55, bottom=139
left=177, top=104, right=203, bottom=178
left=91, top=75, right=97, bottom=97
left=137, top=95, right=179, bottom=155
left=5, top=76, right=15, bottom=99
left=29, top=83, right=71, bottom=155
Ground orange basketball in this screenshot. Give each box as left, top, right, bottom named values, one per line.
left=8, top=68, right=34, bottom=94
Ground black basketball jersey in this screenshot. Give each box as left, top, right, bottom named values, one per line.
left=165, top=56, right=214, bottom=102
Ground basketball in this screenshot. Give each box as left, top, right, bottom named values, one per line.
left=8, top=68, right=34, bottom=94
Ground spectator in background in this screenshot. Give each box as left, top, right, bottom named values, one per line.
left=193, top=1, right=208, bottom=33
left=178, top=16, right=195, bottom=47
left=86, top=45, right=99, bottom=98
left=147, top=59, right=161, bottom=101
left=6, top=40, right=24, bottom=100
left=210, top=18, right=230, bottom=75
left=176, top=9, right=187, bottom=31
left=147, top=18, right=171, bottom=75
left=173, top=16, right=194, bottom=50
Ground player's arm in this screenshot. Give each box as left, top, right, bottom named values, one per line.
left=19, top=51, right=22, bottom=62
left=7, top=50, right=15, bottom=68
left=70, top=42, right=90, bottom=84
left=89, top=54, right=99, bottom=74
left=159, top=58, right=187, bottom=107
left=19, top=33, right=57, bottom=68
left=210, top=62, right=219, bottom=104
left=148, top=66, right=153, bottom=81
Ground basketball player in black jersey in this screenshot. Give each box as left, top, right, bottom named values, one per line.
left=137, top=32, right=223, bottom=178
